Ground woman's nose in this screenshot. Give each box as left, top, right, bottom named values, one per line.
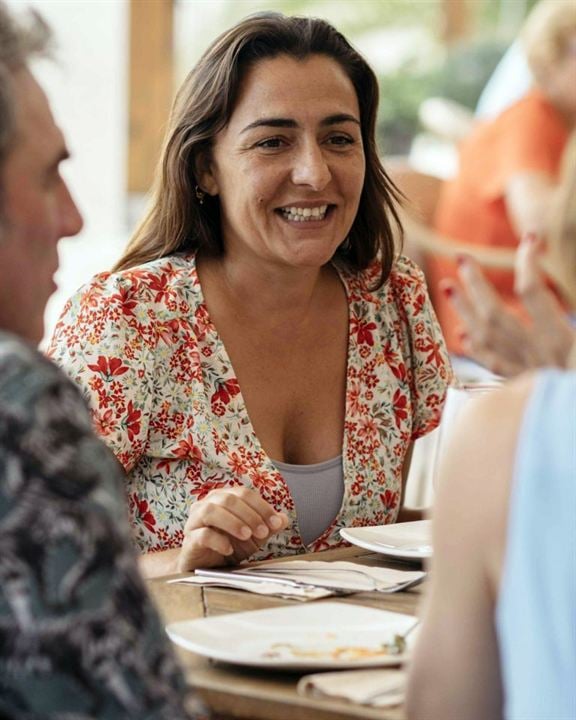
left=291, top=143, right=331, bottom=190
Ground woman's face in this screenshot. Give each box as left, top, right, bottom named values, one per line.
left=201, top=53, right=366, bottom=270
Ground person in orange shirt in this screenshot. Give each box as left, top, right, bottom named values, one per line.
left=428, top=0, right=576, bottom=355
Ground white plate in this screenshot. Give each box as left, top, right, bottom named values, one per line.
left=340, top=520, right=432, bottom=560
left=166, top=602, right=417, bottom=671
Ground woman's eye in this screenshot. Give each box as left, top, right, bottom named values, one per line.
left=255, top=137, right=286, bottom=149
left=328, top=135, right=354, bottom=146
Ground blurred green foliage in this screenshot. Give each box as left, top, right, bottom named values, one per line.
left=377, top=38, right=508, bottom=154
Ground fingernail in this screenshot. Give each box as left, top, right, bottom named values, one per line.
left=255, top=524, right=268, bottom=538
left=268, top=514, right=282, bottom=529
left=239, top=526, right=251, bottom=540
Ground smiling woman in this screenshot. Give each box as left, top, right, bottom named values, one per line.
left=48, top=13, right=453, bottom=578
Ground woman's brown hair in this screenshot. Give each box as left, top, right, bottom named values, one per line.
left=115, top=12, right=402, bottom=286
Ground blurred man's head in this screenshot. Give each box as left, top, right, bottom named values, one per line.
left=0, top=3, right=82, bottom=344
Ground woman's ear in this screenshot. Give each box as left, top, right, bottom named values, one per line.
left=195, top=153, right=219, bottom=196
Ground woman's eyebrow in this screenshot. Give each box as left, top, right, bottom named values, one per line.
left=241, top=118, right=297, bottom=133
left=240, top=113, right=360, bottom=134
left=321, top=113, right=360, bottom=127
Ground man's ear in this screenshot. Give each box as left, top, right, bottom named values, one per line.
left=195, top=152, right=218, bottom=196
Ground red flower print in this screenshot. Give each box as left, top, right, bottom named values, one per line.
left=390, top=362, right=407, bottom=382
left=382, top=341, right=399, bottom=366
left=358, top=416, right=378, bottom=440
left=174, top=435, right=203, bottom=462
left=146, top=272, right=173, bottom=303
left=351, top=316, right=377, bottom=346
left=413, top=292, right=425, bottom=315
left=87, top=355, right=129, bottom=379
left=111, top=283, right=139, bottom=317
left=157, top=319, right=180, bottom=345
left=415, top=338, right=445, bottom=367
left=249, top=468, right=277, bottom=492
left=228, top=451, right=249, bottom=475
left=392, top=389, right=408, bottom=428
left=212, top=400, right=226, bottom=417
left=93, top=408, right=115, bottom=436
left=211, top=379, right=241, bottom=410
left=133, top=494, right=156, bottom=533
left=379, top=489, right=399, bottom=511
left=195, top=477, right=228, bottom=501
left=194, top=305, right=212, bottom=340
left=125, top=401, right=141, bottom=442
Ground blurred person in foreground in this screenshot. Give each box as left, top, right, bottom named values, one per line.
left=428, top=0, right=576, bottom=355
left=442, top=132, right=576, bottom=377
left=0, top=4, right=200, bottom=717
left=407, top=134, right=576, bottom=719
left=48, top=13, right=452, bottom=578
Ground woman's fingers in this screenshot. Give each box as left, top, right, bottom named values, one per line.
left=177, top=487, right=290, bottom=572
left=185, top=487, right=288, bottom=540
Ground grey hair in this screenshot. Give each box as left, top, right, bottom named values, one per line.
left=0, top=1, right=52, bottom=171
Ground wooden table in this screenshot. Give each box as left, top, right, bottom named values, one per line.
left=148, top=546, right=425, bottom=720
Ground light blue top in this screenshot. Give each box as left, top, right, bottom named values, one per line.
left=496, top=369, right=576, bottom=720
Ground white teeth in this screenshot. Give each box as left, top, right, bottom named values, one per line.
left=280, top=204, right=329, bottom=222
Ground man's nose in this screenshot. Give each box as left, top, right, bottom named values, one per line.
left=59, top=181, right=84, bottom=238
left=291, top=143, right=331, bottom=190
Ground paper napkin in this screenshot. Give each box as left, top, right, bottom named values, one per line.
left=297, top=668, right=405, bottom=707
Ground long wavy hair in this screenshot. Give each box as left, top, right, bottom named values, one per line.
left=115, top=13, right=403, bottom=286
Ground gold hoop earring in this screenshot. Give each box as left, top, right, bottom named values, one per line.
left=195, top=185, right=205, bottom=205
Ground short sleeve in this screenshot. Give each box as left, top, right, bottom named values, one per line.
left=388, top=256, right=454, bottom=440
left=47, top=272, right=157, bottom=473
left=462, top=92, right=568, bottom=200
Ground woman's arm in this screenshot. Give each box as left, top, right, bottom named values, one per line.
left=505, top=172, right=557, bottom=238
left=406, top=377, right=532, bottom=719
left=442, top=234, right=575, bottom=376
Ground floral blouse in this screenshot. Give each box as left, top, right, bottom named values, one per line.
left=48, top=253, right=452, bottom=559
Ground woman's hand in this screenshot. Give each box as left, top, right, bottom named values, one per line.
left=177, top=487, right=289, bottom=572
left=441, top=234, right=575, bottom=377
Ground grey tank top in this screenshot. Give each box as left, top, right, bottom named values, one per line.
left=272, top=455, right=344, bottom=546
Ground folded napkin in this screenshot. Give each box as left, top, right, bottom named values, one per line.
left=297, top=668, right=405, bottom=707
left=235, top=560, right=425, bottom=593
left=168, top=561, right=425, bottom=601
left=168, top=572, right=331, bottom=601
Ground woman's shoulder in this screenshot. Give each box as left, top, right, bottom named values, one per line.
left=84, top=253, right=198, bottom=295
left=64, top=253, right=201, bottom=316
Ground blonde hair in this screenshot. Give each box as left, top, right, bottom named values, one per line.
left=521, top=0, right=576, bottom=82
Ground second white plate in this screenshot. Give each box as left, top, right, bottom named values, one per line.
left=166, top=602, right=418, bottom=671
left=340, top=520, right=432, bottom=560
